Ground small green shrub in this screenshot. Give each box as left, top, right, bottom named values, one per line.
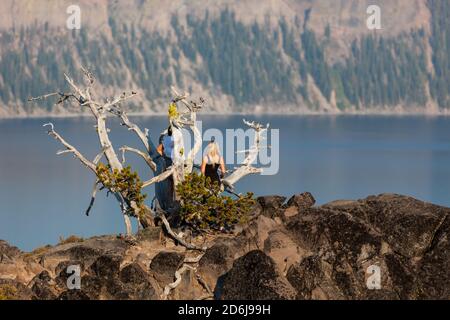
left=176, top=173, right=255, bottom=231
left=96, top=163, right=147, bottom=218
left=0, top=285, right=18, bottom=300
left=23, top=245, right=52, bottom=259
left=58, top=235, right=84, bottom=245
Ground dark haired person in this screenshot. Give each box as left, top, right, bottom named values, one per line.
left=148, top=133, right=174, bottom=211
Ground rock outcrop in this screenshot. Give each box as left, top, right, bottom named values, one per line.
left=219, top=250, right=297, bottom=300
left=0, top=193, right=449, bottom=300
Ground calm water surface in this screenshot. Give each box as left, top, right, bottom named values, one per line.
left=1, top=115, right=450, bottom=250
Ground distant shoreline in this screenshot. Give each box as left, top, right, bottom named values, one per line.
left=3, top=109, right=450, bottom=120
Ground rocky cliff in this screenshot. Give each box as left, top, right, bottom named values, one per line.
left=0, top=193, right=449, bottom=300
left=0, top=0, right=449, bottom=117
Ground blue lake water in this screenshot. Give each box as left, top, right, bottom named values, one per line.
left=1, top=115, right=450, bottom=251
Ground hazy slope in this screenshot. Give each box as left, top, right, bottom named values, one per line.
left=0, top=0, right=448, bottom=117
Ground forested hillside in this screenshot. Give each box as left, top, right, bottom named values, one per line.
left=0, top=0, right=448, bottom=116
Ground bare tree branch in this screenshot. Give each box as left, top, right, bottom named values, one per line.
left=29, top=91, right=83, bottom=107
left=28, top=92, right=61, bottom=101
left=34, top=68, right=265, bottom=248
left=109, top=108, right=151, bottom=153
left=34, top=68, right=152, bottom=236
left=142, top=166, right=175, bottom=189
left=112, top=192, right=133, bottom=235
left=162, top=253, right=205, bottom=299
left=103, top=92, right=138, bottom=112
left=222, top=119, right=269, bottom=191
left=64, top=73, right=86, bottom=100
left=92, top=148, right=107, bottom=165
left=43, top=123, right=97, bottom=173
left=156, top=206, right=205, bottom=251
left=162, top=264, right=195, bottom=299
left=171, top=86, right=204, bottom=112
left=85, top=180, right=100, bottom=216
left=169, top=87, right=205, bottom=177
left=81, top=66, right=95, bottom=92
left=120, top=146, right=156, bottom=172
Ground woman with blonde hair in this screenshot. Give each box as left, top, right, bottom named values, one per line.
left=201, top=139, right=226, bottom=185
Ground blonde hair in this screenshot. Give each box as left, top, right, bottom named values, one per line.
left=205, top=142, right=220, bottom=164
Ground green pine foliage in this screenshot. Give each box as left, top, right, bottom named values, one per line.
left=96, top=163, right=147, bottom=218
left=0, top=2, right=449, bottom=112
left=176, top=173, right=255, bottom=232
left=334, top=32, right=429, bottom=109
left=428, top=0, right=450, bottom=108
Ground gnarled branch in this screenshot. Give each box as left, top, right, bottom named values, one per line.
left=142, top=166, right=175, bottom=189
left=105, top=92, right=138, bottom=109
left=169, top=87, right=205, bottom=176
left=33, top=68, right=152, bottom=236
left=85, top=180, right=100, bottom=216
left=155, top=206, right=205, bottom=251
left=120, top=146, right=156, bottom=172
left=108, top=107, right=150, bottom=153
left=43, top=123, right=97, bottom=173
left=162, top=253, right=205, bottom=300
left=222, top=119, right=269, bottom=191
left=162, top=264, right=195, bottom=299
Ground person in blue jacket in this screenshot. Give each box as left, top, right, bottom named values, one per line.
left=148, top=132, right=174, bottom=211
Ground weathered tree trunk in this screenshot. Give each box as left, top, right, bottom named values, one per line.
left=32, top=69, right=163, bottom=235
left=31, top=68, right=268, bottom=249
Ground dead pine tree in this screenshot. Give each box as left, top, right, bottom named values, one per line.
left=29, top=67, right=269, bottom=250
left=29, top=68, right=173, bottom=241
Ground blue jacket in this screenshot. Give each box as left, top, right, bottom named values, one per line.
left=148, top=135, right=174, bottom=211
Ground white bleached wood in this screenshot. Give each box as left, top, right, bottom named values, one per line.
left=33, top=70, right=157, bottom=235
left=162, top=253, right=206, bottom=299
left=169, top=87, right=205, bottom=176
left=162, top=264, right=195, bottom=299
left=85, top=180, right=100, bottom=216
left=155, top=205, right=205, bottom=251
left=109, top=107, right=150, bottom=153
left=120, top=146, right=157, bottom=172
left=142, top=167, right=175, bottom=189
left=43, top=123, right=97, bottom=173
left=33, top=68, right=267, bottom=250
left=222, top=119, right=269, bottom=191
